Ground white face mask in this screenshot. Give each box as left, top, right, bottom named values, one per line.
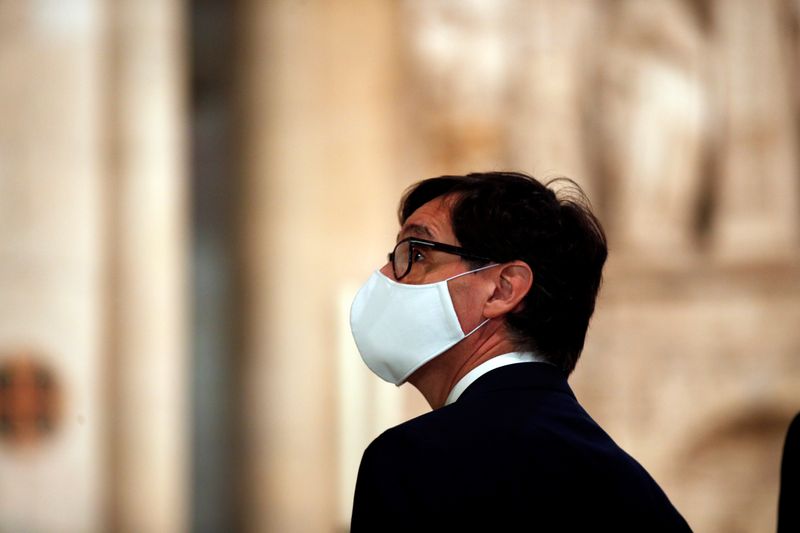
left=349, top=264, right=498, bottom=385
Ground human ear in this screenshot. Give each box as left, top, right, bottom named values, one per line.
left=483, top=261, right=533, bottom=319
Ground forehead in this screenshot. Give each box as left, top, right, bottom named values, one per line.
left=398, top=195, right=459, bottom=244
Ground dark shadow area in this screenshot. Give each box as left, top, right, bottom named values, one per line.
left=191, top=1, right=242, bottom=531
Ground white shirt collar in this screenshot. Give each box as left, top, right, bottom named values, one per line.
left=444, top=351, right=548, bottom=406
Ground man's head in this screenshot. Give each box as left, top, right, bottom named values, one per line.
left=397, top=171, right=607, bottom=374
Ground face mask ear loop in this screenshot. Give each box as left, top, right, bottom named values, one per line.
left=445, top=262, right=501, bottom=282
left=463, top=316, right=491, bottom=338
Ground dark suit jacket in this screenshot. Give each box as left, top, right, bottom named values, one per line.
left=778, top=412, right=800, bottom=533
left=351, top=362, right=691, bottom=532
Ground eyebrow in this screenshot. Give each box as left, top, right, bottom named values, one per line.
left=397, top=223, right=435, bottom=242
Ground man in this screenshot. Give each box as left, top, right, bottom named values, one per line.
left=349, top=172, right=691, bottom=531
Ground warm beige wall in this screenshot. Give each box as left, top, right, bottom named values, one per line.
left=0, top=1, right=107, bottom=531
left=0, top=1, right=188, bottom=532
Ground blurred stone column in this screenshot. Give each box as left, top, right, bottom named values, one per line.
left=599, top=0, right=708, bottom=259
left=237, top=1, right=399, bottom=531
left=400, top=0, right=514, bottom=175
left=0, top=1, right=106, bottom=531
left=107, top=1, right=188, bottom=532
left=711, top=0, right=800, bottom=260
left=507, top=0, right=600, bottom=196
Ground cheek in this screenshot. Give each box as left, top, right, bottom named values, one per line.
left=379, top=262, right=394, bottom=279
left=448, top=282, right=485, bottom=333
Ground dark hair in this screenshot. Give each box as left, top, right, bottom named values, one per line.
left=399, top=171, right=607, bottom=374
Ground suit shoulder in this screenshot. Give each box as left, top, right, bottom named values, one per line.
left=787, top=412, right=800, bottom=440
left=366, top=408, right=444, bottom=450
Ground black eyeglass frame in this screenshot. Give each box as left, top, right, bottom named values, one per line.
left=388, top=237, right=495, bottom=281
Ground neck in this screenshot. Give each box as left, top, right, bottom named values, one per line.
left=407, top=321, right=518, bottom=409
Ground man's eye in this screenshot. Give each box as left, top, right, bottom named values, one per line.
left=412, top=250, right=425, bottom=263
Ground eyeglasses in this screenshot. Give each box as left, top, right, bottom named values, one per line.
left=388, top=237, right=494, bottom=281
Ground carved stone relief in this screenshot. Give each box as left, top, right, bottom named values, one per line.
left=599, top=0, right=709, bottom=257
left=710, top=0, right=800, bottom=260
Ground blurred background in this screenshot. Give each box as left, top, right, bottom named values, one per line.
left=0, top=0, right=799, bottom=531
